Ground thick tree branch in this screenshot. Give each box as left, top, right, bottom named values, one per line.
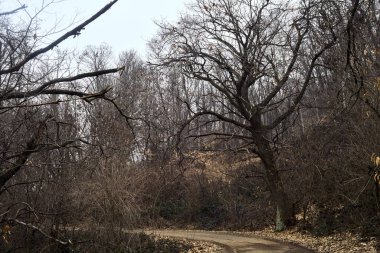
left=1, top=67, right=123, bottom=100
left=177, top=110, right=252, bottom=147
left=0, top=4, right=27, bottom=16
left=0, top=0, right=118, bottom=75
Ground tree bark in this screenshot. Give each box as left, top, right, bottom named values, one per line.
left=255, top=132, right=292, bottom=231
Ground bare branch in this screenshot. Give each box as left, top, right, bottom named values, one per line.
left=8, top=218, right=70, bottom=245
left=0, top=118, right=47, bottom=189
left=0, top=0, right=118, bottom=75
left=1, top=67, right=123, bottom=100
left=0, top=4, right=27, bottom=16
left=268, top=36, right=338, bottom=129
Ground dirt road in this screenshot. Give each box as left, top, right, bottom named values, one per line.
left=147, top=230, right=314, bottom=253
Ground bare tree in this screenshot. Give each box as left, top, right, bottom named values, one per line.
left=150, top=0, right=338, bottom=230
left=0, top=0, right=123, bottom=188
left=340, top=0, right=380, bottom=118
left=0, top=1, right=125, bottom=249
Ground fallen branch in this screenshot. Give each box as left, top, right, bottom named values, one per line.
left=8, top=218, right=70, bottom=245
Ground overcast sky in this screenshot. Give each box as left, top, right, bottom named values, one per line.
left=1, top=0, right=189, bottom=58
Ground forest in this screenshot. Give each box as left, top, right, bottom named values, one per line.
left=0, top=0, right=379, bottom=252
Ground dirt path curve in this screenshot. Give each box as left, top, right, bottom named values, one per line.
left=147, top=230, right=314, bottom=253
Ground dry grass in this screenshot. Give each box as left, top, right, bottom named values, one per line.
left=249, top=227, right=378, bottom=253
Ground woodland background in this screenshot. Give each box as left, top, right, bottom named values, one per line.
left=0, top=0, right=379, bottom=252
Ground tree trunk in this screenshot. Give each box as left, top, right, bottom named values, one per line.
left=272, top=186, right=292, bottom=231
left=255, top=132, right=292, bottom=231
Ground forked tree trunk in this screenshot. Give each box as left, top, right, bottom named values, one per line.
left=255, top=133, right=293, bottom=231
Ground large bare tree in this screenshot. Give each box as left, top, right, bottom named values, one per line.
left=151, top=0, right=338, bottom=230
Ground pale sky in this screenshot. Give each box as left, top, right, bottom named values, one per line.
left=1, top=0, right=190, bottom=58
